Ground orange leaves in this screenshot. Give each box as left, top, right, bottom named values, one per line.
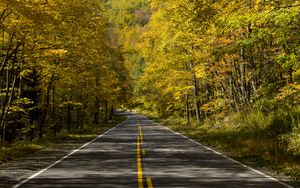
left=217, top=37, right=236, bottom=46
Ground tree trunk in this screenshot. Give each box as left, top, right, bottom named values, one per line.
left=104, top=100, right=108, bottom=123
left=93, top=96, right=100, bottom=124
left=76, top=106, right=82, bottom=127
left=39, top=73, right=55, bottom=139
left=67, top=102, right=71, bottom=131
left=193, top=74, right=201, bottom=122
left=109, top=105, right=114, bottom=120
left=93, top=64, right=100, bottom=125
left=188, top=61, right=201, bottom=122
left=288, top=66, right=293, bottom=83
left=185, top=94, right=190, bottom=124
left=50, top=85, right=57, bottom=135
left=1, top=73, right=17, bottom=144
left=82, top=86, right=87, bottom=125
left=1, top=52, right=17, bottom=143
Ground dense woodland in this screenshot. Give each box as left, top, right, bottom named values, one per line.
left=108, top=0, right=300, bottom=159
left=138, top=0, right=300, bottom=120
left=0, top=0, right=131, bottom=144
left=1, top=0, right=300, bottom=167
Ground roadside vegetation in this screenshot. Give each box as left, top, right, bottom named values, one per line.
left=0, top=0, right=132, bottom=158
left=0, top=115, right=126, bottom=164
left=139, top=107, right=300, bottom=182
left=131, top=0, right=300, bottom=182
left=1, top=0, right=300, bottom=184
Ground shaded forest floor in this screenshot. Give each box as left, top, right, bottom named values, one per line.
left=0, top=115, right=126, bottom=188
left=140, top=110, right=300, bottom=187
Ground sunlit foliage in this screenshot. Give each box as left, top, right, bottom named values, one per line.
left=0, top=0, right=130, bottom=143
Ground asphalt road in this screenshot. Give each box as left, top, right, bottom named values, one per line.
left=13, top=111, right=294, bottom=188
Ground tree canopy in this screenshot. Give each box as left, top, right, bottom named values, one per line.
left=1, top=0, right=300, bottom=148
left=137, top=0, right=300, bottom=120
left=0, top=0, right=131, bottom=143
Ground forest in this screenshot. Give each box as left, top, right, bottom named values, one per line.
left=0, top=0, right=131, bottom=145
left=138, top=0, right=300, bottom=121
left=1, top=0, right=300, bottom=181
left=108, top=0, right=300, bottom=179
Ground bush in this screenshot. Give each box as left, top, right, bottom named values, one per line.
left=242, top=110, right=272, bottom=132
left=285, top=132, right=300, bottom=155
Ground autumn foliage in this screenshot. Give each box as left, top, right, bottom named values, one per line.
left=0, top=0, right=130, bottom=144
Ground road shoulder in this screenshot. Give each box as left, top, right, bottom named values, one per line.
left=0, top=117, right=127, bottom=188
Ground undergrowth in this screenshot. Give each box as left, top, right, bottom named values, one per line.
left=141, top=106, right=300, bottom=182
left=0, top=115, right=126, bottom=164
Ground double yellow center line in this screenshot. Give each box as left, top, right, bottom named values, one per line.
left=136, top=119, right=153, bottom=188
left=137, top=126, right=143, bottom=188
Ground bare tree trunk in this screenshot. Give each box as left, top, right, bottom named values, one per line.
left=185, top=94, right=190, bottom=124
left=1, top=40, right=22, bottom=73
left=188, top=61, right=201, bottom=122
left=1, top=28, right=4, bottom=50
left=50, top=85, right=58, bottom=135
left=288, top=66, right=293, bottom=83
left=82, top=79, right=87, bottom=125
left=109, top=105, right=114, bottom=120
left=1, top=73, right=17, bottom=144
left=239, top=63, right=247, bottom=105
left=104, top=100, right=108, bottom=123
left=1, top=63, right=11, bottom=129
left=67, top=101, right=71, bottom=131
left=229, top=76, right=235, bottom=111
left=1, top=54, right=17, bottom=143
left=192, top=74, right=201, bottom=122
left=93, top=96, right=100, bottom=124
left=39, top=73, right=55, bottom=139
left=76, top=105, right=82, bottom=127
left=93, top=64, right=100, bottom=125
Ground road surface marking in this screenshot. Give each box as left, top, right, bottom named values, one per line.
left=147, top=177, right=153, bottom=188
left=12, top=118, right=129, bottom=188
left=138, top=121, right=143, bottom=143
left=136, top=118, right=154, bottom=188
left=157, top=123, right=293, bottom=188
left=137, top=135, right=144, bottom=188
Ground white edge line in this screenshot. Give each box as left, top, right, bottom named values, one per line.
left=12, top=118, right=129, bottom=188
left=154, top=122, right=294, bottom=188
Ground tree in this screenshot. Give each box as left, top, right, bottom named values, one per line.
left=136, top=0, right=300, bottom=121
left=0, top=0, right=131, bottom=144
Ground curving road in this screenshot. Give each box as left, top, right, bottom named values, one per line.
left=13, top=111, right=294, bottom=188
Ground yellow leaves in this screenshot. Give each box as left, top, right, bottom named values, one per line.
left=43, top=49, right=68, bottom=57
left=276, top=83, right=300, bottom=105
left=195, top=64, right=207, bottom=79
left=217, top=37, right=236, bottom=46
left=209, top=61, right=230, bottom=76
left=138, top=0, right=217, bottom=110
left=60, top=101, right=83, bottom=108
left=150, top=0, right=166, bottom=10
left=20, top=69, right=34, bottom=78
left=121, top=25, right=144, bottom=51
left=201, top=98, right=227, bottom=114
left=224, top=54, right=239, bottom=61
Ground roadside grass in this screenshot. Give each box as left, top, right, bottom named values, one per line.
left=140, top=107, right=300, bottom=182
left=0, top=143, right=44, bottom=162
left=0, top=115, right=126, bottom=164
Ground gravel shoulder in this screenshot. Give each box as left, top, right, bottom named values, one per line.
left=0, top=138, right=95, bottom=188
left=0, top=116, right=126, bottom=188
